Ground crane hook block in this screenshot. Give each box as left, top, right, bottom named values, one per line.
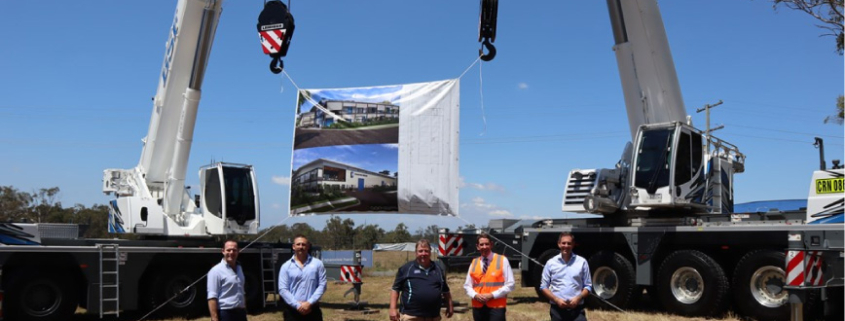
left=258, top=0, right=295, bottom=74
left=478, top=0, right=498, bottom=61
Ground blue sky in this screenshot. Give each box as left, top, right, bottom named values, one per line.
left=1, top=1, right=842, bottom=235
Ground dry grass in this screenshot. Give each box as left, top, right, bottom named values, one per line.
left=76, top=252, right=742, bottom=321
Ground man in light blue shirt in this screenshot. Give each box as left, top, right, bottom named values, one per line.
left=540, top=232, right=593, bottom=321
left=279, top=235, right=327, bottom=321
left=208, top=240, right=247, bottom=321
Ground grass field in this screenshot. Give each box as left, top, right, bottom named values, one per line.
left=78, top=252, right=742, bottom=321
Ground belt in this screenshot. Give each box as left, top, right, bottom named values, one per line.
left=222, top=306, right=246, bottom=311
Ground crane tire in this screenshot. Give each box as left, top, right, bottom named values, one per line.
left=732, top=249, right=824, bottom=321
left=7, top=269, right=78, bottom=321
left=732, top=250, right=789, bottom=320
left=149, top=270, right=206, bottom=318
left=656, top=250, right=728, bottom=317
left=586, top=250, right=636, bottom=310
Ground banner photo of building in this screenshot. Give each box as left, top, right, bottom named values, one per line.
left=290, top=79, right=459, bottom=216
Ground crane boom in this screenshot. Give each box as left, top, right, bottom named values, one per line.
left=608, top=0, right=687, bottom=139
left=140, top=0, right=221, bottom=198
left=103, top=0, right=259, bottom=236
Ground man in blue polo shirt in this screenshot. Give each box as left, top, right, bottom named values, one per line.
left=208, top=240, right=247, bottom=321
left=279, top=235, right=327, bottom=321
left=389, top=239, right=453, bottom=321
left=540, top=232, right=593, bottom=321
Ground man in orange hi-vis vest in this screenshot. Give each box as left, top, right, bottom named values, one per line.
left=463, top=232, right=515, bottom=321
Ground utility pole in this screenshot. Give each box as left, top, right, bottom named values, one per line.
left=696, top=100, right=725, bottom=156
left=696, top=100, right=725, bottom=213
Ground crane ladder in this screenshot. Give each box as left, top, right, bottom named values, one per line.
left=97, top=243, right=120, bottom=318
left=260, top=248, right=279, bottom=307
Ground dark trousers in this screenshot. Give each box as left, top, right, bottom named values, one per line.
left=283, top=303, right=323, bottom=321
left=220, top=308, right=248, bottom=321
left=550, top=304, right=587, bottom=321
left=472, top=306, right=506, bottom=321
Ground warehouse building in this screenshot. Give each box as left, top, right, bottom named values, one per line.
left=292, top=158, right=397, bottom=191
left=297, top=99, right=399, bottom=128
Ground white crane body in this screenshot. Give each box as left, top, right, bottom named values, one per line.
left=103, top=0, right=259, bottom=236
left=561, top=0, right=744, bottom=217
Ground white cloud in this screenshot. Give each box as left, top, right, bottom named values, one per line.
left=382, top=143, right=399, bottom=149
left=489, top=210, right=513, bottom=217
left=518, top=82, right=529, bottom=90
left=459, top=177, right=506, bottom=192
left=272, top=176, right=290, bottom=186
left=461, top=197, right=513, bottom=218
left=272, top=203, right=282, bottom=209
left=471, top=197, right=495, bottom=208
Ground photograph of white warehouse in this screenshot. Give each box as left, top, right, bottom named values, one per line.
left=298, top=99, right=399, bottom=129
left=291, top=158, right=398, bottom=213
left=293, top=158, right=396, bottom=191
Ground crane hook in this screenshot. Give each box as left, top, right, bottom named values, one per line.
left=258, top=0, right=295, bottom=74
left=477, top=0, right=498, bottom=61
left=270, top=56, right=284, bottom=74
left=479, top=39, right=496, bottom=61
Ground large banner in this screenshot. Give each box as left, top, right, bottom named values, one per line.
left=290, top=79, right=459, bottom=216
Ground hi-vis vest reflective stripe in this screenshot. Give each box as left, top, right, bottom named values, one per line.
left=469, top=253, right=507, bottom=308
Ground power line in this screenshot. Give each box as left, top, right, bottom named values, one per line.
left=728, top=133, right=844, bottom=148
left=725, top=123, right=844, bottom=139
left=719, top=99, right=833, bottom=113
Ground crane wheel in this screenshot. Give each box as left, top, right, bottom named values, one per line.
left=586, top=250, right=637, bottom=310
left=731, top=250, right=819, bottom=321
left=6, top=269, right=77, bottom=321
left=656, top=250, right=728, bottom=317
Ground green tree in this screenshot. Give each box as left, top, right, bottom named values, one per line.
left=773, top=0, right=844, bottom=54
left=32, top=187, right=61, bottom=223
left=354, top=224, right=385, bottom=249
left=74, top=204, right=110, bottom=238
left=0, top=186, right=33, bottom=222
left=414, top=224, right=440, bottom=243
left=296, top=89, right=313, bottom=114
left=772, top=0, right=844, bottom=123
left=290, top=222, right=319, bottom=244
left=323, top=215, right=355, bottom=249
left=383, top=223, right=412, bottom=243
left=824, top=95, right=845, bottom=124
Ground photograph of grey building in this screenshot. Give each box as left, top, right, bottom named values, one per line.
left=290, top=158, right=398, bottom=214
left=297, top=99, right=399, bottom=129
left=294, top=98, right=400, bottom=150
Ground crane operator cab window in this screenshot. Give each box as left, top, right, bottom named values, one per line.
left=201, top=164, right=258, bottom=225
left=204, top=169, right=223, bottom=218
left=222, top=166, right=257, bottom=225
left=632, top=124, right=707, bottom=210
left=634, top=128, right=674, bottom=195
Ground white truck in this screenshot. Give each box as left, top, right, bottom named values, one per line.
left=438, top=1, right=844, bottom=320
left=0, top=1, right=296, bottom=320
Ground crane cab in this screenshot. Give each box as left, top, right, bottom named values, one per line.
left=628, top=122, right=744, bottom=214
left=199, top=162, right=260, bottom=235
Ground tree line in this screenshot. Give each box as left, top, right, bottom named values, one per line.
left=240, top=215, right=470, bottom=250
left=0, top=186, right=465, bottom=248
left=0, top=186, right=112, bottom=238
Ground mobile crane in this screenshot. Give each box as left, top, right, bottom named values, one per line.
left=438, top=1, right=844, bottom=320
left=0, top=1, right=296, bottom=320
left=102, top=0, right=258, bottom=237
